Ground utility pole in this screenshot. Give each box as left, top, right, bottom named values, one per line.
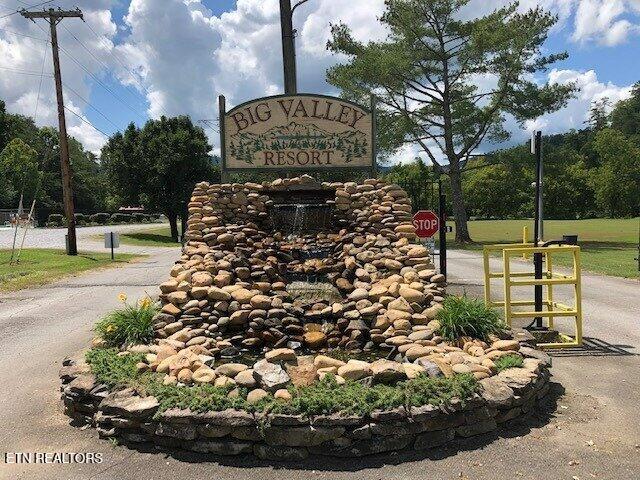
left=279, top=0, right=309, bottom=94
left=21, top=7, right=83, bottom=255
left=279, top=0, right=297, bottom=94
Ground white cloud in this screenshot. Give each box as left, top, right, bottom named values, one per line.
left=523, top=69, right=632, bottom=134
left=0, top=0, right=119, bottom=152
left=572, top=0, right=640, bottom=45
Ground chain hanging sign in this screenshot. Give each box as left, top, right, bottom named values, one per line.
left=219, top=94, right=376, bottom=178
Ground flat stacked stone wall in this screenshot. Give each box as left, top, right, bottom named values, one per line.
left=60, top=345, right=553, bottom=460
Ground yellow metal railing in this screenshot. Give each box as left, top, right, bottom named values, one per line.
left=483, top=244, right=583, bottom=349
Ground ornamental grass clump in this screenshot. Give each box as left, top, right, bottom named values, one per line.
left=436, top=296, right=506, bottom=341
left=95, top=294, right=157, bottom=348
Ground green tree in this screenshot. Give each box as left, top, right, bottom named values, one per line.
left=591, top=129, right=640, bottom=217
left=141, top=116, right=215, bottom=239
left=587, top=98, right=611, bottom=131
left=463, top=157, right=532, bottom=219
left=101, top=123, right=147, bottom=209
left=327, top=0, right=575, bottom=241
left=610, top=82, right=640, bottom=139
left=101, top=116, right=216, bottom=240
left=0, top=138, right=42, bottom=206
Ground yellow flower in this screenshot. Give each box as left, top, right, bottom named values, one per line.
left=140, top=297, right=152, bottom=308
left=118, top=292, right=127, bottom=303
left=106, top=324, right=117, bottom=333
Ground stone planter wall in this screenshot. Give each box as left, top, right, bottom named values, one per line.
left=60, top=347, right=553, bottom=460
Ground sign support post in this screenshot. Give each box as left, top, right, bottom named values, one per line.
left=218, top=95, right=228, bottom=184
left=438, top=180, right=447, bottom=279
left=532, top=130, right=544, bottom=328
left=370, top=94, right=377, bottom=178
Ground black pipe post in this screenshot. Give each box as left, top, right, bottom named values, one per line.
left=533, top=131, right=543, bottom=328
left=438, top=179, right=447, bottom=279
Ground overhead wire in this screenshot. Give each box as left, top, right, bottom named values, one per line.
left=0, top=0, right=57, bottom=19
left=33, top=23, right=48, bottom=121
left=80, top=17, right=171, bottom=118
left=0, top=65, right=52, bottom=75
left=28, top=19, right=148, bottom=122
left=64, top=104, right=109, bottom=138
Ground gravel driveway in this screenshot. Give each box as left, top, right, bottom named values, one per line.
left=0, top=223, right=173, bottom=254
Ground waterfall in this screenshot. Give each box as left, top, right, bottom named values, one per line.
left=292, top=204, right=306, bottom=235
left=270, top=202, right=332, bottom=235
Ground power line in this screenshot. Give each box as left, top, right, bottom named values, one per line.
left=1, top=0, right=56, bottom=19
left=0, top=65, right=52, bottom=75
left=29, top=20, right=148, bottom=122
left=81, top=18, right=172, bottom=118
left=61, top=21, right=152, bottom=115
left=62, top=80, right=120, bottom=130
left=64, top=104, right=109, bottom=138
left=33, top=24, right=49, bottom=121
left=0, top=26, right=48, bottom=41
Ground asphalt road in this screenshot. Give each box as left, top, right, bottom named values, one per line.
left=0, top=247, right=638, bottom=480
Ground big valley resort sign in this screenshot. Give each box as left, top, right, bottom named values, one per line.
left=221, top=94, right=374, bottom=171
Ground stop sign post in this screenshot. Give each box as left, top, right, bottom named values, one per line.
left=413, top=210, right=440, bottom=238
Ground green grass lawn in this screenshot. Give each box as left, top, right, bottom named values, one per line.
left=447, top=218, right=639, bottom=278
left=114, top=226, right=180, bottom=247
left=0, top=249, right=139, bottom=291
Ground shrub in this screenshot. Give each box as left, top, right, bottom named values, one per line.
left=110, top=213, right=131, bottom=224
left=47, top=213, right=64, bottom=226
left=74, top=213, right=88, bottom=226
left=494, top=354, right=524, bottom=372
left=90, top=213, right=110, bottom=225
left=436, top=296, right=506, bottom=341
left=132, top=213, right=146, bottom=223
left=94, top=296, right=157, bottom=348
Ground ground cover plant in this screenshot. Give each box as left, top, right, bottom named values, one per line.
left=436, top=296, right=506, bottom=341
left=494, top=354, right=524, bottom=372
left=85, top=348, right=480, bottom=418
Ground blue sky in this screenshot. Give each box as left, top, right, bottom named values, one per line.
left=1, top=0, right=638, bottom=160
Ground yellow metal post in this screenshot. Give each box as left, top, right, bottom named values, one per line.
left=502, top=249, right=512, bottom=327
left=483, top=248, right=491, bottom=305
left=522, top=225, right=529, bottom=259
left=546, top=251, right=554, bottom=329
left=574, top=248, right=583, bottom=345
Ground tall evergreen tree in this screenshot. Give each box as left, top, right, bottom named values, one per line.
left=327, top=0, right=575, bottom=241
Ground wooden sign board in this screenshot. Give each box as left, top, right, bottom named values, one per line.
left=220, top=94, right=375, bottom=176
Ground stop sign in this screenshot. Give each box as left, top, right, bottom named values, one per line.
left=413, top=210, right=439, bottom=238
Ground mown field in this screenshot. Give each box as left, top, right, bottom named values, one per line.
left=449, top=218, right=639, bottom=278
left=113, top=226, right=179, bottom=247
left=0, top=249, right=138, bottom=291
